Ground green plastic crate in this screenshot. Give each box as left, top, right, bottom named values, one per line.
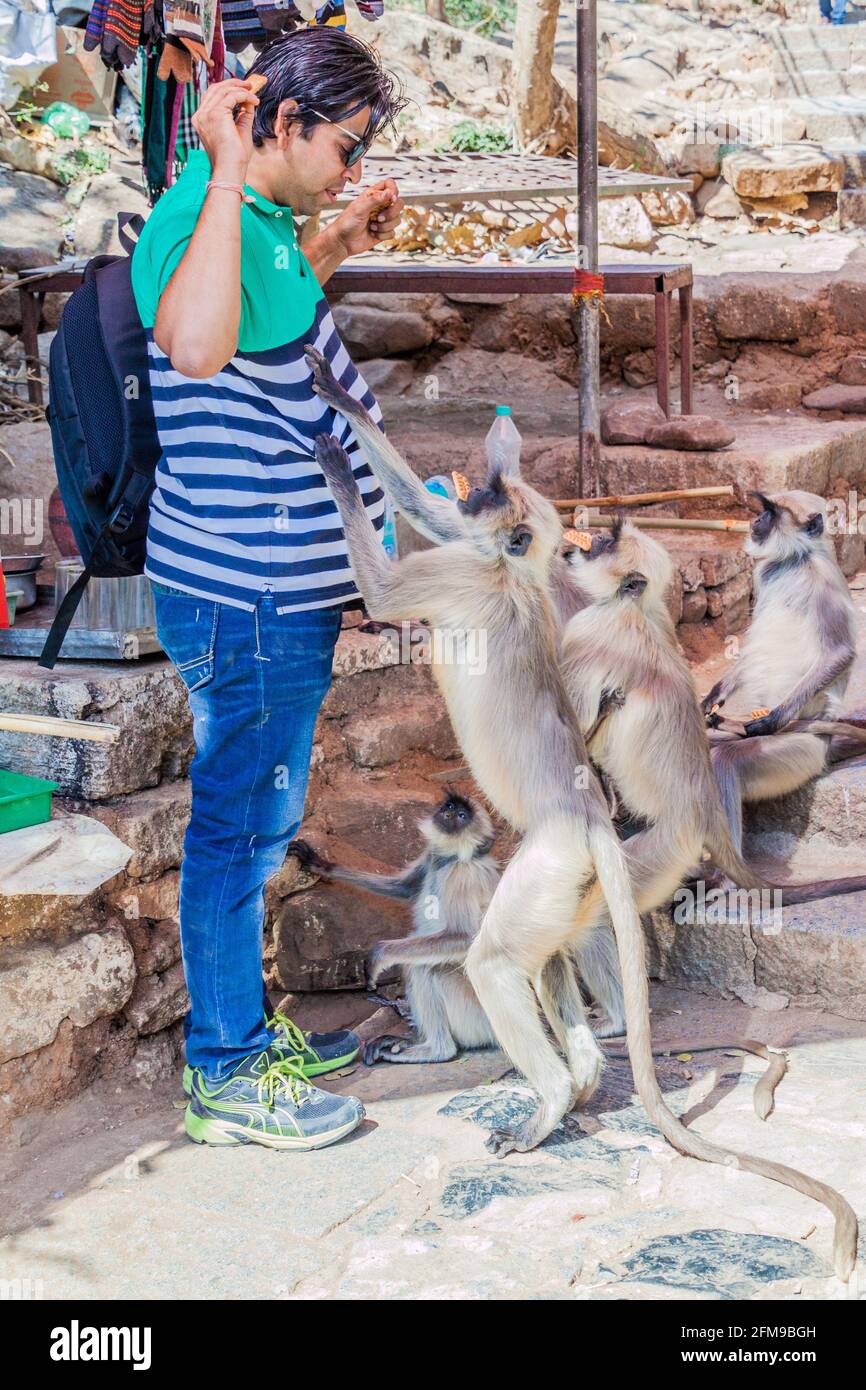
left=0, top=768, right=59, bottom=834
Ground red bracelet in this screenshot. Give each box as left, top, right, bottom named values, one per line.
left=206, top=180, right=255, bottom=203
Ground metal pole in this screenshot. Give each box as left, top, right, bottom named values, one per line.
left=576, top=0, right=599, bottom=497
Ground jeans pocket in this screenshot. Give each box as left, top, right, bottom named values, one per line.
left=154, top=590, right=220, bottom=693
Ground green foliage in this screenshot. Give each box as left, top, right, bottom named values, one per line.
left=9, top=82, right=50, bottom=125
left=398, top=0, right=516, bottom=39
left=52, top=145, right=110, bottom=186
left=440, top=119, right=513, bottom=152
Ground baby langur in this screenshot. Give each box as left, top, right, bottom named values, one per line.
left=289, top=793, right=500, bottom=1065
left=703, top=491, right=859, bottom=859
left=302, top=343, right=857, bottom=1280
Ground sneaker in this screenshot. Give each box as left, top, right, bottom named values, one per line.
left=182, top=1008, right=360, bottom=1096
left=184, top=1047, right=365, bottom=1150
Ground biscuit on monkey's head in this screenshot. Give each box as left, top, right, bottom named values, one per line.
left=563, top=527, right=592, bottom=551
left=452, top=471, right=471, bottom=502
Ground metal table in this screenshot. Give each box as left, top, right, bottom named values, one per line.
left=17, top=257, right=693, bottom=418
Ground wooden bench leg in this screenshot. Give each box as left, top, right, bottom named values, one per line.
left=19, top=289, right=44, bottom=407
left=678, top=282, right=694, bottom=416
left=654, top=288, right=671, bottom=419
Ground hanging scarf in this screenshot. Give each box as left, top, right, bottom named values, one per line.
left=164, top=0, right=218, bottom=64
left=84, top=0, right=160, bottom=70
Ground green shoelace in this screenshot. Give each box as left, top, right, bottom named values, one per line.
left=270, top=1008, right=312, bottom=1057
left=256, top=1055, right=315, bottom=1109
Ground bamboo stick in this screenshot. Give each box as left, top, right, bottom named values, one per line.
left=555, top=485, right=735, bottom=510
left=574, top=516, right=750, bottom=534
left=0, top=713, right=119, bottom=742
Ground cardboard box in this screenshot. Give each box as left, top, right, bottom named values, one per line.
left=34, top=25, right=117, bottom=123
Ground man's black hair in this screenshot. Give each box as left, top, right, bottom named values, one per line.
left=248, top=27, right=407, bottom=149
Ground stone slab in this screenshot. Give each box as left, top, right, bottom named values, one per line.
left=0, top=923, right=135, bottom=1065
left=1, top=986, right=862, bottom=1300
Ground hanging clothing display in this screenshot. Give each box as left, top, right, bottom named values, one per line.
left=81, top=0, right=386, bottom=200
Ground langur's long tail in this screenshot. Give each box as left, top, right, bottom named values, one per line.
left=587, top=821, right=858, bottom=1282
left=603, top=1036, right=788, bottom=1122
left=710, top=817, right=866, bottom=906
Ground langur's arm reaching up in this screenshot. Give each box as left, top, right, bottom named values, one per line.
left=314, top=432, right=457, bottom=623
left=306, top=344, right=465, bottom=546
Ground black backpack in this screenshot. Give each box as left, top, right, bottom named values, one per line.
left=40, top=213, right=161, bottom=669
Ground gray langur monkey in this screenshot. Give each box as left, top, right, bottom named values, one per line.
left=557, top=519, right=866, bottom=1036
left=702, top=491, right=859, bottom=860
left=301, top=344, right=857, bottom=1280
left=557, top=519, right=765, bottom=1036
left=288, top=792, right=500, bottom=1064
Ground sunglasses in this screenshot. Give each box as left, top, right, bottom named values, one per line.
left=293, top=107, right=373, bottom=168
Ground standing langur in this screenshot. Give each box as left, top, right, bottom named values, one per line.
left=702, top=492, right=858, bottom=858
left=289, top=792, right=501, bottom=1064
left=557, top=520, right=866, bottom=1037
left=302, top=345, right=857, bottom=1280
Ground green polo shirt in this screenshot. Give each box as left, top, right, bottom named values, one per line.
left=131, top=149, right=324, bottom=352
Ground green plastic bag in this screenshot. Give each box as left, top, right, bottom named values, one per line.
left=41, top=101, right=91, bottom=138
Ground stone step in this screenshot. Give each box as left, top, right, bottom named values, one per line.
left=821, top=139, right=866, bottom=183
left=744, top=756, right=866, bottom=853
left=787, top=95, right=866, bottom=140
left=772, top=48, right=856, bottom=74
left=774, top=65, right=866, bottom=97
left=770, top=22, right=866, bottom=55
left=647, top=830, right=866, bottom=1020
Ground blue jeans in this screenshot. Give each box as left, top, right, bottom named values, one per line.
left=151, top=581, right=342, bottom=1079
left=820, top=0, right=847, bottom=21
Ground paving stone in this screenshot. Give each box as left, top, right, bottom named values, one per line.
left=604, top=1228, right=826, bottom=1298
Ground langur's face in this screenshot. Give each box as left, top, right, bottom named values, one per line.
left=457, top=473, right=563, bottom=574
left=746, top=491, right=827, bottom=561
left=423, top=792, right=492, bottom=850
left=432, top=793, right=473, bottom=835
left=563, top=520, right=672, bottom=609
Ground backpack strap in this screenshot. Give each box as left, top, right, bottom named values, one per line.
left=37, top=469, right=156, bottom=669
left=117, top=211, right=145, bottom=257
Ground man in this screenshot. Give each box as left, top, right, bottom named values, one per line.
left=819, top=0, right=848, bottom=23
left=131, top=27, right=406, bottom=1150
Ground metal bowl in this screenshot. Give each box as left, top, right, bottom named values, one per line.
left=1, top=555, right=45, bottom=610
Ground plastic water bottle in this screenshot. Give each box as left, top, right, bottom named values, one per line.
left=485, top=404, right=522, bottom=475
left=381, top=496, right=398, bottom=559
left=424, top=474, right=456, bottom=500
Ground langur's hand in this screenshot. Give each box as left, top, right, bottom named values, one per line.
left=305, top=344, right=356, bottom=415
left=314, top=433, right=357, bottom=497
left=700, top=685, right=725, bottom=716
left=286, top=838, right=328, bottom=873
left=743, top=707, right=782, bottom=737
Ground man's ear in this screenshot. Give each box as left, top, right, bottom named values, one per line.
left=274, top=98, right=300, bottom=151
